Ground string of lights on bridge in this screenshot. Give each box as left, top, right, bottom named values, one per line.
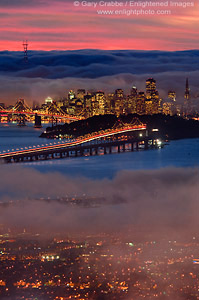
left=0, top=140, right=72, bottom=154
left=0, top=121, right=147, bottom=158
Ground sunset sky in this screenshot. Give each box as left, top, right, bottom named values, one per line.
left=0, top=0, right=198, bottom=51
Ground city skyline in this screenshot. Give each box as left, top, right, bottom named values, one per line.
left=0, top=76, right=194, bottom=119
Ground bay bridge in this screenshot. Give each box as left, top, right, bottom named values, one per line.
left=0, top=99, right=81, bottom=125
left=0, top=119, right=162, bottom=164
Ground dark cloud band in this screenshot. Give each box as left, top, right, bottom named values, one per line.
left=0, top=50, right=198, bottom=104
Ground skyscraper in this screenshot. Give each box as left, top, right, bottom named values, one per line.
left=68, top=90, right=75, bottom=100
left=146, top=78, right=160, bottom=114
left=168, top=91, right=176, bottom=102
left=77, top=89, right=86, bottom=100
left=114, top=89, right=124, bottom=116
left=130, top=86, right=137, bottom=97
left=127, top=86, right=137, bottom=114
left=167, top=91, right=177, bottom=115
left=136, top=92, right=146, bottom=115
left=95, top=91, right=105, bottom=115
left=146, top=78, right=156, bottom=99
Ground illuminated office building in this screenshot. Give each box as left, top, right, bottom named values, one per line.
left=145, top=99, right=153, bottom=115
left=146, top=78, right=156, bottom=99
left=145, top=78, right=160, bottom=114
left=95, top=91, right=105, bottom=115
left=152, top=91, right=160, bottom=114
left=167, top=91, right=177, bottom=115
left=163, top=102, right=172, bottom=115
left=45, top=97, right=53, bottom=106
left=84, top=94, right=93, bottom=110
left=77, top=89, right=86, bottom=100
left=114, top=89, right=124, bottom=116
left=74, top=99, right=83, bottom=115
left=168, top=91, right=176, bottom=102
left=131, top=86, right=137, bottom=97
left=136, top=92, right=146, bottom=115
left=126, top=86, right=137, bottom=114
left=106, top=93, right=114, bottom=113
left=68, top=90, right=75, bottom=100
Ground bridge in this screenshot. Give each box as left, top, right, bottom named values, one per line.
left=0, top=99, right=82, bottom=124
left=0, top=119, right=161, bottom=164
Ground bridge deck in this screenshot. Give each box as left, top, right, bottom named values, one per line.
left=0, top=125, right=154, bottom=164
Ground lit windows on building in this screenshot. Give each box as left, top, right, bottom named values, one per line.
left=168, top=91, right=176, bottom=102
left=163, top=102, right=172, bottom=115
left=68, top=90, right=75, bottom=100
left=77, top=89, right=86, bottom=100
left=127, top=94, right=137, bottom=114
left=107, top=93, right=114, bottom=113
left=95, top=91, right=106, bottom=115
left=114, top=89, right=125, bottom=116
left=45, top=97, right=53, bottom=106
left=130, top=86, right=137, bottom=96
left=115, top=89, right=124, bottom=98
left=146, top=78, right=156, bottom=99
left=136, top=92, right=146, bottom=115
left=145, top=99, right=153, bottom=115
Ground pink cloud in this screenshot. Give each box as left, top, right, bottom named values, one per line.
left=0, top=0, right=198, bottom=50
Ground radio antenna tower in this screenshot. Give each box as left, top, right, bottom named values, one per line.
left=23, top=40, right=28, bottom=63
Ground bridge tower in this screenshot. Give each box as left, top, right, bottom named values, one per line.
left=12, top=99, right=32, bottom=125
left=34, top=113, right=42, bottom=128
left=23, top=40, right=28, bottom=63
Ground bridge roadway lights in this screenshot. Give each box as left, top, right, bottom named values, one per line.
left=1, top=136, right=153, bottom=164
